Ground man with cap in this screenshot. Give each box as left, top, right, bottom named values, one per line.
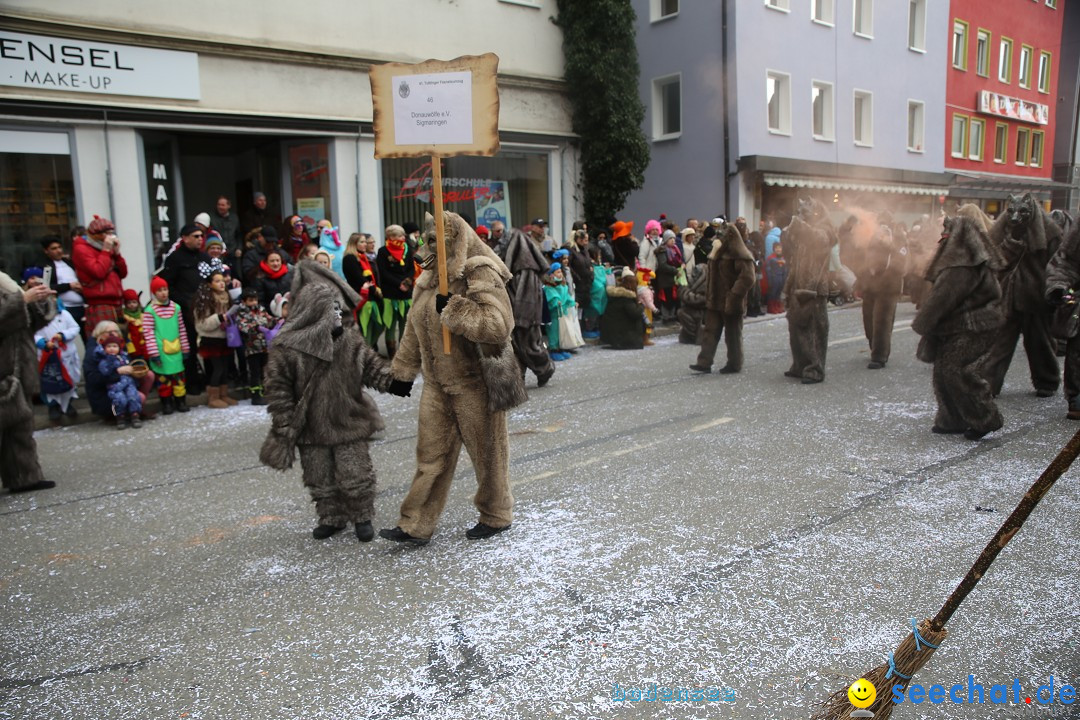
left=72, top=215, right=129, bottom=339
left=529, top=218, right=556, bottom=255
left=241, top=191, right=281, bottom=236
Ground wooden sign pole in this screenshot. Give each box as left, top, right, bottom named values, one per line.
left=430, top=156, right=452, bottom=354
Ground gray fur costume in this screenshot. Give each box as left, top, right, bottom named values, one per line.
left=983, top=193, right=1063, bottom=396
left=390, top=211, right=524, bottom=540
left=856, top=213, right=909, bottom=367
left=0, top=272, right=55, bottom=491
left=782, top=199, right=837, bottom=383
left=913, top=217, right=1004, bottom=436
left=502, top=228, right=555, bottom=385
left=1045, top=222, right=1080, bottom=414
left=694, top=225, right=756, bottom=372
left=260, top=261, right=394, bottom=529
left=677, top=265, right=707, bottom=344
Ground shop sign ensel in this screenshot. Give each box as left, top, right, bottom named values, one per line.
left=0, top=31, right=200, bottom=100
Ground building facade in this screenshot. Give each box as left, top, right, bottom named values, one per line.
left=946, top=0, right=1068, bottom=212
left=626, top=0, right=951, bottom=230
left=0, top=1, right=580, bottom=293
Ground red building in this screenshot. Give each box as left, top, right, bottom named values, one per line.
left=946, top=0, right=1066, bottom=211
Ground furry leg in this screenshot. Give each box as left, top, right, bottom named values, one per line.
left=723, top=313, right=744, bottom=371
left=870, top=292, right=899, bottom=364
left=397, top=383, right=464, bottom=539
left=983, top=312, right=1023, bottom=395
left=332, top=441, right=377, bottom=524
left=298, top=445, right=348, bottom=527
left=455, top=390, right=513, bottom=530
left=1020, top=310, right=1061, bottom=393
left=0, top=422, right=46, bottom=491
left=695, top=311, right=724, bottom=369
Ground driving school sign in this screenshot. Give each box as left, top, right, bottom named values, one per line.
left=0, top=31, right=200, bottom=101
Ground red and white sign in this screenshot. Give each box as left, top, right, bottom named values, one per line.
left=978, top=90, right=1048, bottom=126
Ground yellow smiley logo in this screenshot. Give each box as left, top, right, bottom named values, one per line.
left=848, top=678, right=876, bottom=709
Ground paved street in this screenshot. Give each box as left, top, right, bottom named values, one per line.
left=2, top=303, right=1078, bottom=720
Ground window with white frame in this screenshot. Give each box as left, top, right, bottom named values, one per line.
left=907, top=100, right=925, bottom=152
left=813, top=0, right=835, bottom=24
left=1047, top=0, right=1057, bottom=8
left=951, top=114, right=968, bottom=157
left=650, top=0, right=679, bottom=22
left=908, top=0, right=926, bottom=51
left=652, top=74, right=682, bottom=139
left=969, top=118, right=985, bottom=161
left=853, top=0, right=873, bottom=36
left=1038, top=51, right=1051, bottom=92
left=999, top=37, right=1013, bottom=83
left=1019, top=45, right=1033, bottom=88
left=812, top=81, right=835, bottom=140
left=767, top=71, right=791, bottom=134
left=766, top=0, right=790, bottom=11
left=952, top=21, right=968, bottom=69
left=975, top=29, right=991, bottom=76
left=853, top=90, right=872, bottom=145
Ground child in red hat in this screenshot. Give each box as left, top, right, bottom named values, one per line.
left=98, top=332, right=143, bottom=429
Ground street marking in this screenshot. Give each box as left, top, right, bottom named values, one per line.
left=690, top=417, right=734, bottom=432
left=516, top=417, right=734, bottom=485
left=829, top=323, right=912, bottom=347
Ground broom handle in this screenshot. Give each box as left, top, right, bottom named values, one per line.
left=931, top=427, right=1080, bottom=631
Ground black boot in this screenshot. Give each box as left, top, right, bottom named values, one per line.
left=174, top=395, right=190, bottom=413
left=250, top=387, right=267, bottom=406
left=160, top=396, right=175, bottom=415
left=378, top=526, right=429, bottom=546
left=465, top=522, right=511, bottom=540
left=116, top=414, right=129, bottom=430
left=312, top=524, right=346, bottom=540
left=129, top=413, right=143, bottom=429
left=355, top=521, right=375, bottom=542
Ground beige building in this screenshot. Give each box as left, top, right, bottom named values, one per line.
left=0, top=1, right=578, bottom=293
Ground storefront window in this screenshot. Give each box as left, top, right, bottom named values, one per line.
left=380, top=151, right=549, bottom=234
left=287, top=142, right=332, bottom=226
left=0, top=131, right=77, bottom=276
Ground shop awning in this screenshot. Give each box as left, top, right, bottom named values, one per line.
left=762, top=173, right=943, bottom=196
left=948, top=170, right=1074, bottom=194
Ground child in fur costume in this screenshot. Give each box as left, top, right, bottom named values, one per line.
left=379, top=211, right=526, bottom=546
left=98, top=332, right=143, bottom=429
left=260, top=262, right=399, bottom=543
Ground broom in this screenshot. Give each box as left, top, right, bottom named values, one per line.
left=812, top=427, right=1080, bottom=720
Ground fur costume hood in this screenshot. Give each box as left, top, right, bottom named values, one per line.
left=925, top=217, right=991, bottom=282
left=986, top=193, right=1063, bottom=312
left=708, top=225, right=754, bottom=262
left=606, top=285, right=637, bottom=300
left=417, top=212, right=511, bottom=290
left=275, top=261, right=360, bottom=362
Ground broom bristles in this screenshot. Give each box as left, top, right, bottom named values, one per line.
left=811, top=619, right=947, bottom=720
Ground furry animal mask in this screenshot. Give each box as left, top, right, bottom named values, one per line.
left=417, top=211, right=511, bottom=289
left=925, top=216, right=992, bottom=282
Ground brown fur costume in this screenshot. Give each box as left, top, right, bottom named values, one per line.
left=0, top=272, right=55, bottom=491
left=1045, top=222, right=1080, bottom=414
left=390, top=212, right=523, bottom=540
left=913, top=217, right=1004, bottom=435
left=983, top=193, right=1063, bottom=396
left=677, top=265, right=707, bottom=344
left=694, top=224, right=756, bottom=372
left=856, top=213, right=909, bottom=367
left=502, top=228, right=555, bottom=385
left=260, top=261, right=394, bottom=528
left=782, top=199, right=837, bottom=383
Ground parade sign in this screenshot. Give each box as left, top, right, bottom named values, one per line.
left=369, top=53, right=500, bottom=159
left=370, top=54, right=501, bottom=354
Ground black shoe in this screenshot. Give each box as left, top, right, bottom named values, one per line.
left=689, top=364, right=711, bottom=373
left=931, top=425, right=965, bottom=434
left=65, top=403, right=78, bottom=418
left=537, top=369, right=553, bottom=388
left=801, top=376, right=824, bottom=384
left=160, top=396, right=175, bottom=415
left=867, top=361, right=885, bottom=369
left=174, top=396, right=190, bottom=413
left=465, top=522, right=511, bottom=540
left=964, top=428, right=991, bottom=441
left=378, top=526, right=430, bottom=546
left=129, top=413, right=143, bottom=429
left=1035, top=388, right=1056, bottom=398
left=718, top=366, right=739, bottom=374
left=784, top=370, right=801, bottom=378
left=9, top=479, right=56, bottom=494
left=354, top=521, right=375, bottom=542
left=250, top=389, right=267, bottom=406
left=116, top=414, right=129, bottom=430
left=312, top=524, right=346, bottom=540
left=48, top=403, right=62, bottom=422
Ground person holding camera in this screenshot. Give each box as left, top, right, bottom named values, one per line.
left=72, top=215, right=128, bottom=339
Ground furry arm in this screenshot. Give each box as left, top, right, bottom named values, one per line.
left=727, top=258, right=756, bottom=310
left=356, top=340, right=395, bottom=393
left=0, top=288, right=32, bottom=337
left=263, top=349, right=299, bottom=433
left=912, top=267, right=971, bottom=336
left=440, top=264, right=513, bottom=345
left=390, top=312, right=422, bottom=383
left=1046, top=226, right=1080, bottom=300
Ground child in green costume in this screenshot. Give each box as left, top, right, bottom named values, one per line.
left=142, top=276, right=191, bottom=414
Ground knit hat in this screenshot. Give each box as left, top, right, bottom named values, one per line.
left=194, top=212, right=212, bottom=227
left=122, top=288, right=140, bottom=303
left=150, top=276, right=169, bottom=294
left=610, top=220, right=634, bottom=240
left=552, top=248, right=569, bottom=260
left=205, top=235, right=225, bottom=250
left=261, top=225, right=279, bottom=241
left=87, top=215, right=115, bottom=235
left=620, top=266, right=635, bottom=279
left=21, top=267, right=43, bottom=283
left=253, top=191, right=267, bottom=202
left=547, top=263, right=562, bottom=275
left=99, top=332, right=124, bottom=348
left=475, top=225, right=490, bottom=237
left=662, top=229, right=677, bottom=241
left=645, top=219, right=662, bottom=236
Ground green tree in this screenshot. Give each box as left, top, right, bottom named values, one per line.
left=554, top=0, right=650, bottom=230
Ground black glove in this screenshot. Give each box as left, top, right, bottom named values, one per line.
left=435, top=293, right=453, bottom=314
left=388, top=379, right=413, bottom=397
left=1048, top=287, right=1067, bottom=306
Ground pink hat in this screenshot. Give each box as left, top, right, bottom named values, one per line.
left=644, top=219, right=662, bottom=236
